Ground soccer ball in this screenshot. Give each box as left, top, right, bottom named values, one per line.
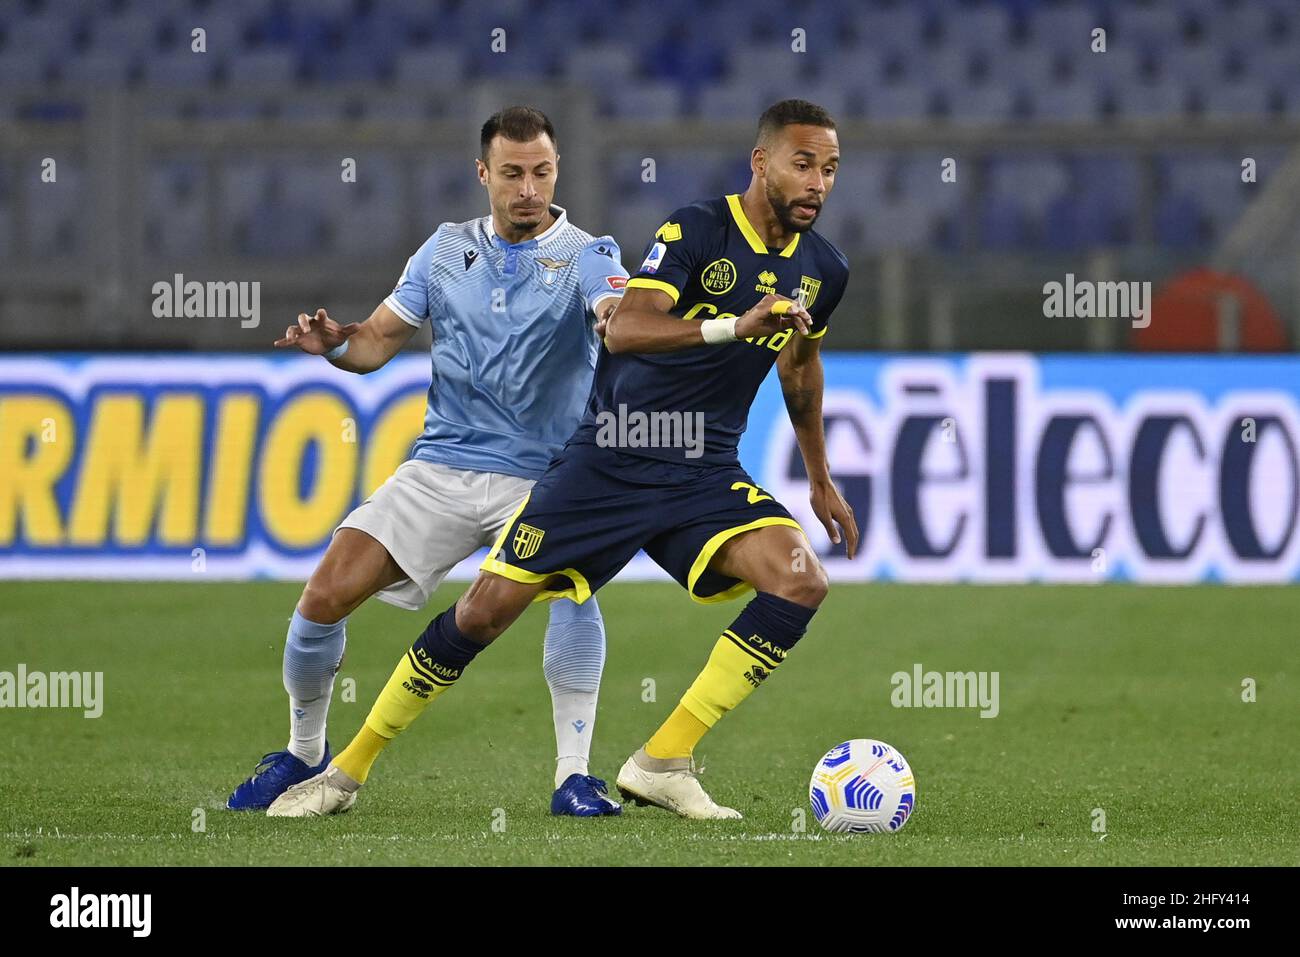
left=809, top=739, right=916, bottom=833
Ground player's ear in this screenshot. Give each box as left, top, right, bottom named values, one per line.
left=475, top=158, right=488, bottom=185
left=751, top=145, right=766, bottom=177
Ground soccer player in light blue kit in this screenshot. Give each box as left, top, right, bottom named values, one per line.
left=228, top=107, right=627, bottom=816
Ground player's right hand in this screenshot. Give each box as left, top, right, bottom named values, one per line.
left=734, top=293, right=813, bottom=341
left=274, top=308, right=360, bottom=355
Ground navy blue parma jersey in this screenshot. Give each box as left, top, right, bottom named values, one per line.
left=569, top=194, right=849, bottom=465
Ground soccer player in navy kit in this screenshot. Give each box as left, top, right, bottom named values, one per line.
left=274, top=99, right=859, bottom=821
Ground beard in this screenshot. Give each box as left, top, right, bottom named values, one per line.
left=509, top=207, right=546, bottom=230
left=766, top=183, right=820, bottom=233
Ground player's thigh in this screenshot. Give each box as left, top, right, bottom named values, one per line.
left=299, top=528, right=406, bottom=623
left=708, top=523, right=829, bottom=608
left=455, top=570, right=567, bottom=644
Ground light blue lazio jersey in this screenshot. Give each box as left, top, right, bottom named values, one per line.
left=384, top=204, right=628, bottom=480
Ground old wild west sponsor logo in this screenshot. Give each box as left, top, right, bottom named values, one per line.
left=701, top=258, right=737, bottom=295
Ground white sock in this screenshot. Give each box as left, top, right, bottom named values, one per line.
left=552, top=691, right=598, bottom=787
left=543, top=597, right=606, bottom=789
left=283, top=610, right=346, bottom=766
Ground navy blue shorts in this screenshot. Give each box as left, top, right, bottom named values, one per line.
left=482, top=441, right=805, bottom=605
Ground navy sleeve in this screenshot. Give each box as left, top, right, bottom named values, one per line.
left=625, top=204, right=715, bottom=305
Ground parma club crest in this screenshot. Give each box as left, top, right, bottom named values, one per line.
left=512, top=523, right=545, bottom=560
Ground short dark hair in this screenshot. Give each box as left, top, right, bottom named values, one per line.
left=480, top=106, right=557, bottom=160
left=757, top=99, right=836, bottom=145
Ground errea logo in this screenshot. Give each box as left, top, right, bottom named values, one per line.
left=755, top=270, right=778, bottom=295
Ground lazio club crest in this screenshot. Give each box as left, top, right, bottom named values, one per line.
left=536, top=257, right=570, bottom=286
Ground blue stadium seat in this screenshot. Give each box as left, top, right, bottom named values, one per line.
left=1238, top=45, right=1300, bottom=88
left=415, top=161, right=488, bottom=231
left=945, top=83, right=1018, bottom=126
left=144, top=159, right=207, bottom=258
left=1165, top=154, right=1250, bottom=239
left=814, top=48, right=885, bottom=89
left=0, top=52, right=49, bottom=89
left=140, top=51, right=219, bottom=88
left=59, top=52, right=138, bottom=88
left=865, top=83, right=935, bottom=121
left=780, top=83, right=853, bottom=122
left=1030, top=2, right=1099, bottom=54
left=1112, top=3, right=1185, bottom=51
left=724, top=42, right=816, bottom=87
left=239, top=171, right=328, bottom=258
left=1030, top=79, right=1103, bottom=122
left=1199, top=79, right=1273, bottom=120
left=1161, top=44, right=1228, bottom=85
left=927, top=44, right=978, bottom=90
left=978, top=192, right=1029, bottom=249
left=898, top=151, right=965, bottom=216
left=864, top=194, right=937, bottom=252
left=1068, top=46, right=1143, bottom=93
left=23, top=158, right=84, bottom=259
left=1112, top=78, right=1188, bottom=118
left=1154, top=191, right=1207, bottom=248
left=559, top=43, right=638, bottom=87
left=987, top=46, right=1064, bottom=89
left=86, top=13, right=162, bottom=56
left=600, top=83, right=684, bottom=121
left=850, top=5, right=928, bottom=52
left=392, top=48, right=468, bottom=87
left=1073, top=154, right=1141, bottom=211
left=1205, top=1, right=1284, bottom=48
left=945, top=2, right=1014, bottom=53
left=695, top=81, right=776, bottom=121
left=987, top=156, right=1068, bottom=220
left=609, top=199, right=668, bottom=261
left=3, top=13, right=77, bottom=57
left=226, top=49, right=299, bottom=85
left=830, top=156, right=889, bottom=218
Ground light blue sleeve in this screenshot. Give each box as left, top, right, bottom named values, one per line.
left=383, top=229, right=440, bottom=328
left=577, top=236, right=628, bottom=314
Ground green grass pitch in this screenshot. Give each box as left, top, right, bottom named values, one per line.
left=1, top=580, right=1296, bottom=866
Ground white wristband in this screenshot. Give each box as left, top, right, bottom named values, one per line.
left=323, top=340, right=350, bottom=361
left=700, top=316, right=738, bottom=345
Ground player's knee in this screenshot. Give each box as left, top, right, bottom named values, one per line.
left=455, top=590, right=520, bottom=645
left=297, top=580, right=351, bottom=625
left=769, top=562, right=829, bottom=609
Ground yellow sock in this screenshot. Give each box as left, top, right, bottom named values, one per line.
left=646, top=630, right=784, bottom=758
left=645, top=704, right=709, bottom=759
left=333, top=635, right=467, bottom=782
left=333, top=724, right=388, bottom=784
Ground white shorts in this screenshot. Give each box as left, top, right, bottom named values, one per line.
left=336, top=459, right=534, bottom=611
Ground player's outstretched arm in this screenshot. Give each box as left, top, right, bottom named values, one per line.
left=273, top=302, right=419, bottom=373
left=604, top=289, right=812, bottom=354
left=777, top=333, right=859, bottom=559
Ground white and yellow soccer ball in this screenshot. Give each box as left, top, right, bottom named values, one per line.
left=809, top=739, right=916, bottom=833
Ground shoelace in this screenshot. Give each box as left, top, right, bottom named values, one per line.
left=584, top=775, right=610, bottom=795
left=253, top=750, right=292, bottom=777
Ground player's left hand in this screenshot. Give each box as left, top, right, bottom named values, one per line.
left=810, top=478, right=859, bottom=559
left=593, top=298, right=620, bottom=342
